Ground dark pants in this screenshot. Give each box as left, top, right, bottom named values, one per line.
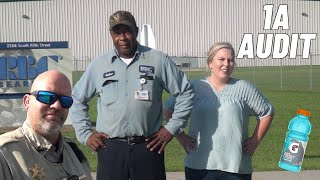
left=185, top=167, right=252, bottom=180
left=96, top=139, right=166, bottom=180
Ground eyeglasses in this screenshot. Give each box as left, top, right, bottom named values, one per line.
left=30, top=90, right=73, bottom=108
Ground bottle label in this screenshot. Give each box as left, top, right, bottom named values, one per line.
left=280, top=138, right=307, bottom=166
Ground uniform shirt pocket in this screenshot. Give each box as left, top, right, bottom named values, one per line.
left=139, top=74, right=155, bottom=100
left=100, top=79, right=118, bottom=106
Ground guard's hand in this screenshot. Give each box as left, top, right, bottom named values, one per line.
left=146, top=127, right=173, bottom=154
left=176, top=132, right=197, bottom=153
left=242, top=136, right=259, bottom=156
left=86, top=132, right=109, bottom=151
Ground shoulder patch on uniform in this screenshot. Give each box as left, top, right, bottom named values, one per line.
left=0, top=128, right=24, bottom=147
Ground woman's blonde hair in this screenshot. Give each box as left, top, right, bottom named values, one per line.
left=207, top=42, right=235, bottom=66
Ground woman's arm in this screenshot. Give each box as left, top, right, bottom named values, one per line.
left=243, top=114, right=274, bottom=156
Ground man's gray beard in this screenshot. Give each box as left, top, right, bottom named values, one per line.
left=39, top=119, right=63, bottom=135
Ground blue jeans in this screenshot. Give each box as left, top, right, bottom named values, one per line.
left=185, top=167, right=252, bottom=180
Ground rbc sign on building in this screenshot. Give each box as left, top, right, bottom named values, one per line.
left=0, top=41, right=73, bottom=127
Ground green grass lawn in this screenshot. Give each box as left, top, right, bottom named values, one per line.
left=1, top=66, right=319, bottom=172
left=69, top=66, right=320, bottom=172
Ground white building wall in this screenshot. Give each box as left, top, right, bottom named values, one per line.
left=0, top=0, right=319, bottom=68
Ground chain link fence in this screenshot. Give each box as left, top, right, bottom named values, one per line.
left=73, top=53, right=320, bottom=91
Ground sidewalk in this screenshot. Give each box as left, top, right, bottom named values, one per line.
left=91, top=170, right=320, bottom=180
left=252, top=170, right=320, bottom=180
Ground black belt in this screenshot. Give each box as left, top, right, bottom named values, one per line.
left=110, top=136, right=146, bottom=145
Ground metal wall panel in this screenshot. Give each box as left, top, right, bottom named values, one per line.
left=0, top=0, right=319, bottom=68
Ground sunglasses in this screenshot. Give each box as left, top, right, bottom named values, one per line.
left=30, top=90, right=73, bottom=108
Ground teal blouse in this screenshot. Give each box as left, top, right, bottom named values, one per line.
left=165, top=78, right=274, bottom=174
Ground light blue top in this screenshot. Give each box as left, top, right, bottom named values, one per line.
left=165, top=78, right=274, bottom=174
left=70, top=43, right=194, bottom=144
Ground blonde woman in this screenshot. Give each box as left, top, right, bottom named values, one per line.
left=164, top=42, right=274, bottom=180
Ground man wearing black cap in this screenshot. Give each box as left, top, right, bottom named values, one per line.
left=71, top=10, right=193, bottom=180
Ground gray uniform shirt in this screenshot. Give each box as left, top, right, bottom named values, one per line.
left=71, top=44, right=193, bottom=144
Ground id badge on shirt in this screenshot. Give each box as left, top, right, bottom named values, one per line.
left=134, top=90, right=149, bottom=100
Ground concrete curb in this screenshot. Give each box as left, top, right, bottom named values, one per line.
left=252, top=170, right=320, bottom=180
left=91, top=170, right=320, bottom=180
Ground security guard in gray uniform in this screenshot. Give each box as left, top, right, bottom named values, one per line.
left=70, top=10, right=194, bottom=180
left=0, top=70, right=92, bottom=180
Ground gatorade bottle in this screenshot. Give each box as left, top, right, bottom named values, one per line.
left=279, top=109, right=312, bottom=172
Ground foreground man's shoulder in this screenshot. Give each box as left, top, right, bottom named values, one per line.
left=0, top=128, right=24, bottom=147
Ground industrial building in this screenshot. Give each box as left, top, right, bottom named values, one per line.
left=1, top=0, right=319, bottom=69
left=0, top=0, right=319, bottom=127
